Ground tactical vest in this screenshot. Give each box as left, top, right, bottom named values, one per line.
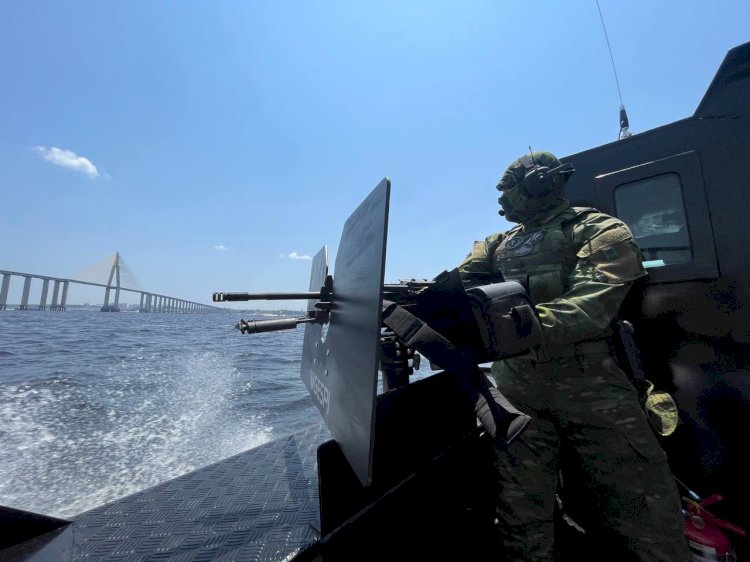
left=492, top=207, right=597, bottom=304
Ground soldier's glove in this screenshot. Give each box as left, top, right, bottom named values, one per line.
left=636, top=380, right=679, bottom=437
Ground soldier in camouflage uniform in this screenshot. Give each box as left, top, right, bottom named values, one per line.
left=459, top=151, right=690, bottom=561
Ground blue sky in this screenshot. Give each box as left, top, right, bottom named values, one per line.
left=1, top=1, right=748, bottom=309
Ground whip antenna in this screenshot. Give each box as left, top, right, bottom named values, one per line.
left=595, top=0, right=632, bottom=139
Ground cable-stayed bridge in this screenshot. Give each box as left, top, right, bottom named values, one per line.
left=0, top=252, right=221, bottom=313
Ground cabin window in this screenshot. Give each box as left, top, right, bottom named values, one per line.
left=614, top=173, right=691, bottom=267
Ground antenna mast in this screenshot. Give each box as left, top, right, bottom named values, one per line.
left=595, top=0, right=632, bottom=139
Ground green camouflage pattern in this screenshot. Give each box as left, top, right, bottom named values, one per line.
left=497, top=152, right=568, bottom=223
left=458, top=202, right=690, bottom=560
left=460, top=205, right=647, bottom=350
left=490, top=353, right=690, bottom=561
left=496, top=151, right=563, bottom=191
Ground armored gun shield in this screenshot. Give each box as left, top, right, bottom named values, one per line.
left=300, top=178, right=390, bottom=487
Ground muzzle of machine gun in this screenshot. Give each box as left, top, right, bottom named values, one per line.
left=213, top=275, right=334, bottom=334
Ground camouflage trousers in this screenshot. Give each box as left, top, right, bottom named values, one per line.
left=490, top=350, right=691, bottom=562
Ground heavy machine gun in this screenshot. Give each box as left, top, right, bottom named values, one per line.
left=212, top=180, right=543, bottom=514
left=215, top=275, right=433, bottom=390
left=214, top=269, right=540, bottom=391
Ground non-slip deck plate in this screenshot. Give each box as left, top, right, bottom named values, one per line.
left=68, top=424, right=330, bottom=561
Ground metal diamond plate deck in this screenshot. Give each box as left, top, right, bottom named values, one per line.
left=69, top=424, right=330, bottom=561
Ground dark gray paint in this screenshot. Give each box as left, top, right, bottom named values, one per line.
left=300, top=179, right=390, bottom=487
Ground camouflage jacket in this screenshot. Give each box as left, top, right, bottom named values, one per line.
left=458, top=205, right=646, bottom=350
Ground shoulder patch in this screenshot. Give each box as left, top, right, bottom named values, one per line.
left=581, top=238, right=646, bottom=283
left=577, top=226, right=633, bottom=258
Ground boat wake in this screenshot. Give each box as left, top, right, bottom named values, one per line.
left=0, top=348, right=272, bottom=518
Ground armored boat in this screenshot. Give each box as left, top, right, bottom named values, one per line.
left=1, top=41, right=749, bottom=562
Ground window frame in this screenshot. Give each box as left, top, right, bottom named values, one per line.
left=594, top=150, right=719, bottom=283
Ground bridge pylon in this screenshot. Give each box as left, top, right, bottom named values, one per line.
left=101, top=252, right=121, bottom=312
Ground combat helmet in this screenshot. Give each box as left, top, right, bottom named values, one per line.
left=497, top=151, right=575, bottom=223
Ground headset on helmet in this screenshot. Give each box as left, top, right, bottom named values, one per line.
left=516, top=154, right=576, bottom=197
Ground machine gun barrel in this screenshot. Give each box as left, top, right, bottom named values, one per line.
left=236, top=317, right=302, bottom=334
left=216, top=284, right=425, bottom=305
left=214, top=291, right=322, bottom=302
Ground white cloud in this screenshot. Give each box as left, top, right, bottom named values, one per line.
left=33, top=146, right=100, bottom=179
left=287, top=252, right=312, bottom=261
left=213, top=244, right=228, bottom=251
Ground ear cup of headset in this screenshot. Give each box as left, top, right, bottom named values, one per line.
left=523, top=166, right=554, bottom=197
left=523, top=163, right=575, bottom=197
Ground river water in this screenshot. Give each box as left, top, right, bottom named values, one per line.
left=0, top=309, right=319, bottom=519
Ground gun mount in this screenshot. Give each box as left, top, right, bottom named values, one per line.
left=213, top=179, right=544, bottom=510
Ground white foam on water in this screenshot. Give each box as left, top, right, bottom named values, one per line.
left=0, top=349, right=273, bottom=518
